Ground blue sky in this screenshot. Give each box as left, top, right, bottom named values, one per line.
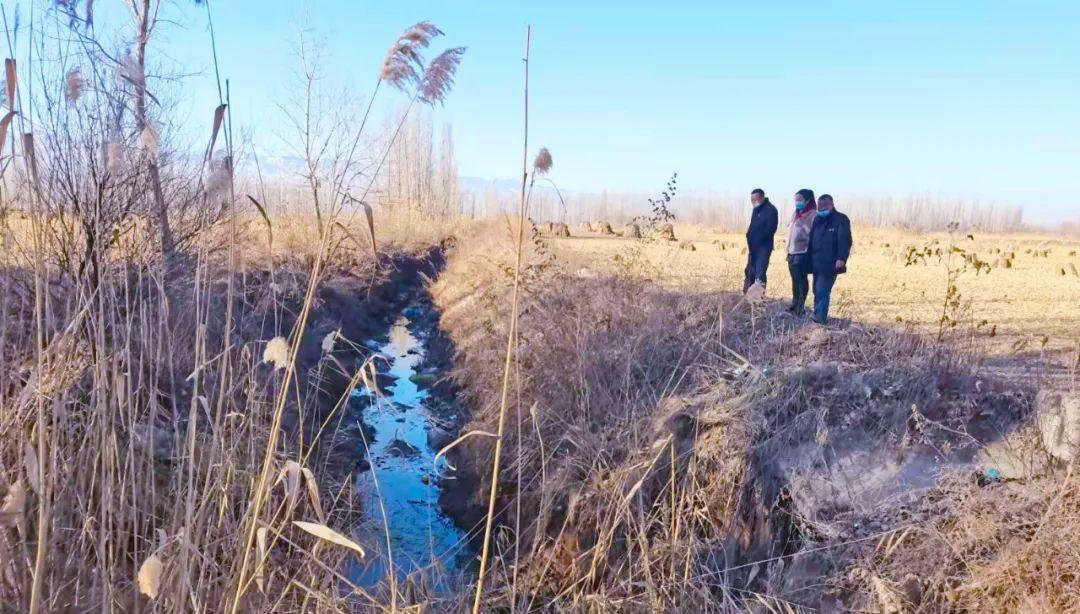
left=90, top=1, right=1080, bottom=225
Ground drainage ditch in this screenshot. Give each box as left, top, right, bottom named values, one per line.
left=344, top=296, right=477, bottom=591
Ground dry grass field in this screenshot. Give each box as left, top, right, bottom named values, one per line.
left=555, top=223, right=1080, bottom=358
left=429, top=219, right=1079, bottom=611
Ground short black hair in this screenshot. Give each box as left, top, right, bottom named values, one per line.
left=818, top=194, right=834, bottom=203
left=751, top=188, right=765, bottom=197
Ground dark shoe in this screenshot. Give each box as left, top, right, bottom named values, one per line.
left=811, top=316, right=827, bottom=325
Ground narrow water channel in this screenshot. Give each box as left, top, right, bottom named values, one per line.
left=348, top=308, right=474, bottom=590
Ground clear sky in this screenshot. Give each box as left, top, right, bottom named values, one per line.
left=91, top=0, right=1080, bottom=225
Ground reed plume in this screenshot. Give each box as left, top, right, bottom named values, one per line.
left=419, top=47, right=466, bottom=105
left=262, top=337, right=290, bottom=371
left=64, top=68, right=85, bottom=104
left=381, top=21, right=445, bottom=92
left=533, top=147, right=552, bottom=174
left=381, top=42, right=422, bottom=90
left=204, top=155, right=233, bottom=201
left=401, top=21, right=443, bottom=47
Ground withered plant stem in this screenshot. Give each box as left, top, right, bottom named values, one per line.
left=472, top=24, right=530, bottom=614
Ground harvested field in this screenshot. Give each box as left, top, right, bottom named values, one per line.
left=550, top=224, right=1080, bottom=358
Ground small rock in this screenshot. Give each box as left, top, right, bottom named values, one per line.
left=409, top=372, right=438, bottom=387
left=385, top=439, right=420, bottom=458
left=428, top=426, right=454, bottom=451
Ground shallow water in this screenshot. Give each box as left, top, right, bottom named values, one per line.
left=348, top=312, right=473, bottom=589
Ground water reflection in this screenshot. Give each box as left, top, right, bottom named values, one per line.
left=348, top=313, right=473, bottom=590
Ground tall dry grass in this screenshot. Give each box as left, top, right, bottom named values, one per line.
left=431, top=218, right=1073, bottom=611
left=0, top=5, right=468, bottom=612
left=0, top=208, right=387, bottom=611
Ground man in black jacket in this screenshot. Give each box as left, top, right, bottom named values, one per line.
left=806, top=194, right=853, bottom=324
left=743, top=188, right=778, bottom=293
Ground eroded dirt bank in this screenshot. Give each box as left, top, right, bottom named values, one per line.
left=425, top=225, right=1073, bottom=611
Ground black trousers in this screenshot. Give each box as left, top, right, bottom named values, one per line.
left=787, top=253, right=810, bottom=313
left=743, top=248, right=772, bottom=292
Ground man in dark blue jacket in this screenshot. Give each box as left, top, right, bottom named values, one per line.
left=744, top=188, right=779, bottom=293
left=806, top=194, right=853, bottom=324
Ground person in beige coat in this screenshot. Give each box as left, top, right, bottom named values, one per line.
left=786, top=189, right=817, bottom=315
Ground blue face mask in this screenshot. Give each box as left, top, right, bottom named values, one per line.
left=817, top=209, right=831, bottom=218
left=795, top=201, right=806, bottom=210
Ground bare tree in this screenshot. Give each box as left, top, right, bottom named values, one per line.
left=379, top=109, right=460, bottom=219
left=127, top=0, right=175, bottom=258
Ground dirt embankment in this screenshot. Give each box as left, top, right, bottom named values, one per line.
left=429, top=224, right=1071, bottom=611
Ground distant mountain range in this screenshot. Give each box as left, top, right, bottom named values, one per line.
left=250, top=154, right=308, bottom=178
left=244, top=161, right=530, bottom=196
left=459, top=176, right=529, bottom=193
